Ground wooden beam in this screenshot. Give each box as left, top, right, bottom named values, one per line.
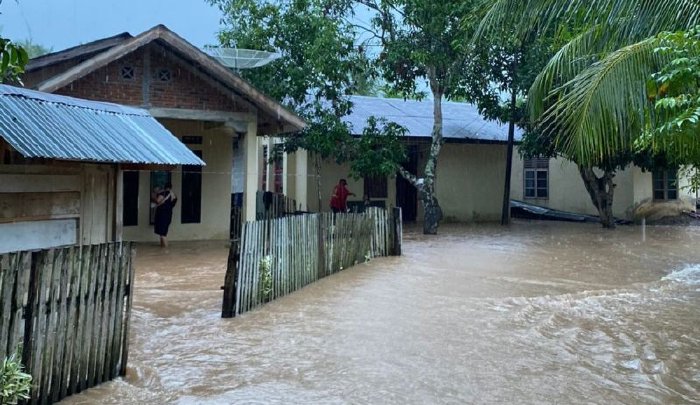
left=147, top=107, right=254, bottom=124
left=0, top=174, right=81, bottom=193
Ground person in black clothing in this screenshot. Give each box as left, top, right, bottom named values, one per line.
left=154, top=182, right=177, bottom=248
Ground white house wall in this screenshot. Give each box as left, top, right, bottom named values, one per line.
left=123, top=120, right=233, bottom=242
left=309, top=143, right=507, bottom=222
left=510, top=148, right=697, bottom=220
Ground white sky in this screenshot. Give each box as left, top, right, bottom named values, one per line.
left=1, top=0, right=222, bottom=51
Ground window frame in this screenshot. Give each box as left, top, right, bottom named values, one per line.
left=652, top=169, right=678, bottom=201
left=523, top=158, right=549, bottom=200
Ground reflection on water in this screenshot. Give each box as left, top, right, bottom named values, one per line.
left=60, top=221, right=700, bottom=404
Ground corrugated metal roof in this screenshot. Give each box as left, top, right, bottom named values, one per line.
left=0, top=85, right=204, bottom=165
left=346, top=95, right=523, bottom=142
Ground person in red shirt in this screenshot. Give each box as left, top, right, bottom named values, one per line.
left=329, top=178, right=355, bottom=213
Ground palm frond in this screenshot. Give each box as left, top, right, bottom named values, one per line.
left=475, top=0, right=700, bottom=41
left=540, top=37, right=671, bottom=166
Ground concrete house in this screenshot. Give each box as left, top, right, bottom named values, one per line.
left=310, top=95, right=696, bottom=224
left=307, top=95, right=518, bottom=222
left=0, top=84, right=202, bottom=254
left=510, top=153, right=697, bottom=222
left=22, top=25, right=306, bottom=242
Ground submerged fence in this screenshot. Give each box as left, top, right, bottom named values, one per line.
left=222, top=207, right=401, bottom=317
left=0, top=242, right=135, bottom=404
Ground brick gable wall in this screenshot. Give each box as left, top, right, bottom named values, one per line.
left=53, top=44, right=251, bottom=113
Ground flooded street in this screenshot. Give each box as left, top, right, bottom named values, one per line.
left=61, top=221, right=700, bottom=404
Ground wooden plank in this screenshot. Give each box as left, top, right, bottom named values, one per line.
left=112, top=243, right=128, bottom=378
left=107, top=242, right=125, bottom=380
left=0, top=174, right=81, bottom=193
left=29, top=249, right=54, bottom=404
left=75, top=245, right=94, bottom=393
left=101, top=244, right=116, bottom=380
left=81, top=244, right=100, bottom=391
left=0, top=252, right=16, bottom=360
left=50, top=248, right=70, bottom=403
left=9, top=252, right=30, bottom=364
left=41, top=249, right=64, bottom=404
left=96, top=244, right=114, bottom=385
left=119, top=244, right=135, bottom=376
left=68, top=245, right=88, bottom=395
left=59, top=247, right=79, bottom=400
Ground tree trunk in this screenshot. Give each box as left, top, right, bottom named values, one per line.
left=394, top=70, right=444, bottom=234
left=421, top=77, right=444, bottom=235
left=578, top=166, right=616, bottom=228
left=501, top=85, right=517, bottom=225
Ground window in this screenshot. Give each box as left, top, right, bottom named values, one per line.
left=524, top=158, right=549, bottom=199
left=181, top=150, right=203, bottom=224
left=120, top=66, right=135, bottom=80
left=122, top=171, right=139, bottom=226
left=653, top=169, right=678, bottom=200
left=364, top=176, right=388, bottom=199
left=155, top=68, right=172, bottom=82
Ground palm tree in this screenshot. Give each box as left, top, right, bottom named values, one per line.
left=476, top=0, right=700, bottom=227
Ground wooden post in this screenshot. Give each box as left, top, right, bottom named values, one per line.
left=316, top=214, right=325, bottom=280
left=119, top=245, right=135, bottom=377
left=221, top=240, right=240, bottom=318
left=393, top=207, right=402, bottom=256
left=22, top=251, right=42, bottom=402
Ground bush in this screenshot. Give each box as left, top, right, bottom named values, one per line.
left=0, top=352, right=32, bottom=404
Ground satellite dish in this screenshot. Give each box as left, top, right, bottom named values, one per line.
left=204, top=47, right=282, bottom=69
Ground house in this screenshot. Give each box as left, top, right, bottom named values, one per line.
left=306, top=95, right=521, bottom=222
left=21, top=25, right=307, bottom=242
left=310, top=95, right=695, bottom=224
left=0, top=84, right=203, bottom=254
left=510, top=153, right=697, bottom=222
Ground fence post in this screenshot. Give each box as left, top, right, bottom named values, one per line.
left=392, top=207, right=402, bottom=256
left=317, top=214, right=326, bottom=279
left=221, top=240, right=240, bottom=318
left=21, top=251, right=41, bottom=389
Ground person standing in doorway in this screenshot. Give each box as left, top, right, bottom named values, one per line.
left=154, top=182, right=177, bottom=248
left=329, top=178, right=355, bottom=213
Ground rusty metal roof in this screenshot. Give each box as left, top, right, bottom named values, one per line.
left=0, top=85, right=204, bottom=165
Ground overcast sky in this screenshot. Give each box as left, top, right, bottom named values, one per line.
left=1, top=0, right=223, bottom=51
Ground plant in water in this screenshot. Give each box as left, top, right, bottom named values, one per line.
left=259, top=255, right=273, bottom=301
left=0, top=352, right=32, bottom=404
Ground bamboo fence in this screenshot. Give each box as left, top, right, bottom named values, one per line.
left=222, top=208, right=401, bottom=317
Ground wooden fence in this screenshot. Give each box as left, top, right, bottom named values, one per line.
left=222, top=207, right=401, bottom=317
left=0, top=242, right=135, bottom=404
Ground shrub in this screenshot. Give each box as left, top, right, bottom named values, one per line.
left=0, top=352, right=32, bottom=404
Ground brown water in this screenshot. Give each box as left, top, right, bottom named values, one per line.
left=61, top=221, right=700, bottom=404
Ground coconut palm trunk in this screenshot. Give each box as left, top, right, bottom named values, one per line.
left=579, top=166, right=616, bottom=228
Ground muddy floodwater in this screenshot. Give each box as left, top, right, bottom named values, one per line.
left=60, top=221, right=700, bottom=404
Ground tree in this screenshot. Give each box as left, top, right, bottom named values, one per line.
left=358, top=0, right=479, bottom=234
left=209, top=0, right=369, bottom=210
left=0, top=1, right=28, bottom=82
left=15, top=39, right=52, bottom=59
left=477, top=0, right=700, bottom=228
left=462, top=21, right=557, bottom=225
left=209, top=0, right=407, bottom=211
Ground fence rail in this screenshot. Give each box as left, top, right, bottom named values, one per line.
left=0, top=242, right=134, bottom=405
left=222, top=207, right=401, bottom=317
